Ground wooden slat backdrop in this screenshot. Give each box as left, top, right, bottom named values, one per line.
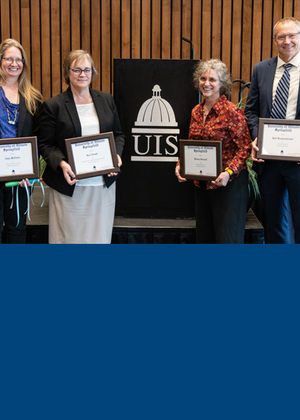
left=1, top=0, right=300, bottom=104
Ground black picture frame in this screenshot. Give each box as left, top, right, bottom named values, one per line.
left=65, top=132, right=120, bottom=180
left=179, top=139, right=222, bottom=181
left=0, top=136, right=39, bottom=182
left=257, top=118, right=300, bottom=161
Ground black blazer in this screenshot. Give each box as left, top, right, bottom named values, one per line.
left=17, top=93, right=37, bottom=137
left=38, top=87, right=125, bottom=196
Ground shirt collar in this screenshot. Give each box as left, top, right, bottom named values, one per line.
left=209, top=95, right=227, bottom=115
left=277, top=51, right=300, bottom=69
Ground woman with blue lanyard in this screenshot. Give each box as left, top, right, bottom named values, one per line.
left=0, top=39, right=43, bottom=243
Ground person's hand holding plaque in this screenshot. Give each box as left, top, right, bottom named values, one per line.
left=59, top=160, right=78, bottom=185
left=20, top=178, right=34, bottom=188
left=175, top=161, right=187, bottom=183
left=251, top=138, right=264, bottom=163
left=108, top=154, right=122, bottom=177
left=211, top=170, right=230, bottom=187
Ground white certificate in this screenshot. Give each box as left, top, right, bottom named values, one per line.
left=0, top=142, right=33, bottom=176
left=257, top=119, right=300, bottom=161
left=71, top=138, right=113, bottom=175
left=184, top=145, right=217, bottom=177
left=65, top=132, right=120, bottom=180
left=179, top=139, right=222, bottom=181
left=262, top=124, right=300, bottom=156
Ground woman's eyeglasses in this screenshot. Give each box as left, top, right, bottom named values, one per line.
left=2, top=57, right=24, bottom=64
left=69, top=68, right=92, bottom=75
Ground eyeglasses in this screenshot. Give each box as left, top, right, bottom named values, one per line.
left=276, top=32, right=300, bottom=41
left=2, top=57, right=24, bottom=64
left=69, top=68, right=92, bottom=75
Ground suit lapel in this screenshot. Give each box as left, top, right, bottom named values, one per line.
left=64, top=87, right=82, bottom=137
left=264, top=57, right=300, bottom=119
left=265, top=57, right=277, bottom=115
left=297, top=79, right=300, bottom=118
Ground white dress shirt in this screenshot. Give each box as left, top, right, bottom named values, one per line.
left=272, top=51, right=300, bottom=119
left=76, top=102, right=104, bottom=186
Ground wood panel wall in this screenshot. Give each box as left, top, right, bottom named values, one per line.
left=1, top=0, right=300, bottom=104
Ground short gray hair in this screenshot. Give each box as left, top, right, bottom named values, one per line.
left=193, top=59, right=232, bottom=99
left=273, top=17, right=300, bottom=37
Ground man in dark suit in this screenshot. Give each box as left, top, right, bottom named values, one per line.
left=245, top=17, right=300, bottom=243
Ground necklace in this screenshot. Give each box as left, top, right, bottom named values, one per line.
left=203, top=103, right=214, bottom=119
left=7, top=107, right=18, bottom=125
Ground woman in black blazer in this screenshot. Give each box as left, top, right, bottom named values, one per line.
left=0, top=39, right=43, bottom=243
left=38, top=50, right=125, bottom=243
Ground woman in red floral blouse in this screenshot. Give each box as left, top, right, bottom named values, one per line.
left=175, top=59, right=251, bottom=243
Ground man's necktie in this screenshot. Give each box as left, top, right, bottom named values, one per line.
left=270, top=63, right=293, bottom=119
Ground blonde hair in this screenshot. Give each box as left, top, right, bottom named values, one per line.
left=0, top=39, right=43, bottom=115
left=63, top=50, right=98, bottom=85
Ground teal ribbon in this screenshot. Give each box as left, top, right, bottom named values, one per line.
left=30, top=179, right=45, bottom=207
left=6, top=180, right=45, bottom=227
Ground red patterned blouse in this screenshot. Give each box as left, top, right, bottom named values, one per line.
left=188, top=95, right=251, bottom=189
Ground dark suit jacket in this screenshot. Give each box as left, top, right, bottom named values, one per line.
left=38, top=87, right=125, bottom=196
left=17, top=93, right=36, bottom=137
left=245, top=56, right=300, bottom=140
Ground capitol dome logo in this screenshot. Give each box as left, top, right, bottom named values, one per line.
left=131, top=85, right=180, bottom=162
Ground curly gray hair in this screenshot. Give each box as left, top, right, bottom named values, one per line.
left=193, top=59, right=232, bottom=99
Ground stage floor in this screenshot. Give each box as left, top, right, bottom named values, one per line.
left=21, top=183, right=264, bottom=244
